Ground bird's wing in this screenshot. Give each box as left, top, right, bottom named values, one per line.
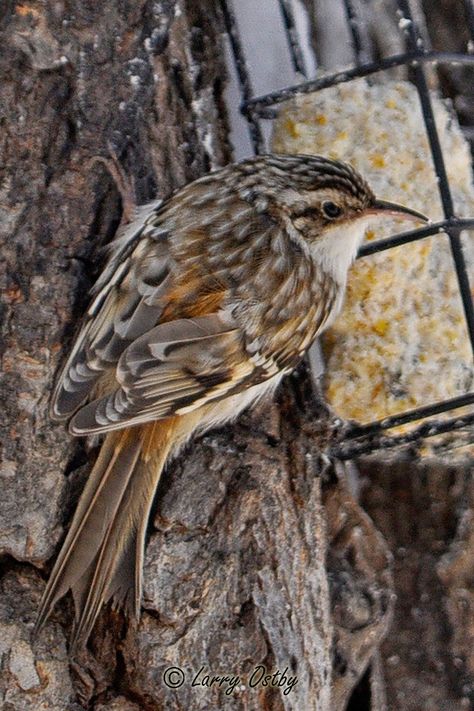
left=51, top=200, right=174, bottom=420
left=69, top=312, right=256, bottom=435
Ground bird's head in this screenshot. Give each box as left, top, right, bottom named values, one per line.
left=251, top=154, right=428, bottom=281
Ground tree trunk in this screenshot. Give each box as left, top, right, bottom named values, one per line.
left=0, top=2, right=420, bottom=710
left=361, top=455, right=474, bottom=710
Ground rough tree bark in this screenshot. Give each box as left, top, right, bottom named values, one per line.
left=0, top=2, right=426, bottom=710
left=361, top=455, right=474, bottom=710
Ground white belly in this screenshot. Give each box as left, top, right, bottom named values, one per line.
left=198, top=371, right=285, bottom=434
left=171, top=371, right=285, bottom=454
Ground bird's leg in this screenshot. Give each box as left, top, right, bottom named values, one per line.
left=89, top=143, right=136, bottom=224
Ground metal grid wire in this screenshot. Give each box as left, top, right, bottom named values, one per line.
left=221, top=0, right=474, bottom=459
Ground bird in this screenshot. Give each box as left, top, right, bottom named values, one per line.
left=35, top=153, right=427, bottom=649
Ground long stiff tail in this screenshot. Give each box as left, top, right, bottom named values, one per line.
left=35, top=418, right=177, bottom=649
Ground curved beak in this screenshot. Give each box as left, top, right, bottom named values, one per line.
left=367, top=199, right=429, bottom=224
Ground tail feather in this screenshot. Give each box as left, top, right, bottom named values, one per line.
left=35, top=420, right=176, bottom=648
left=70, top=453, right=159, bottom=647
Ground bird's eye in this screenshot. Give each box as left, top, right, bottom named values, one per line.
left=322, top=201, right=343, bottom=219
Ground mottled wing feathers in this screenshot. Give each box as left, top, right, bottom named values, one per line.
left=51, top=203, right=171, bottom=420
left=69, top=313, right=253, bottom=435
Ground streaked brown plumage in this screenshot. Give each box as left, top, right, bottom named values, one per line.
left=35, top=153, right=427, bottom=649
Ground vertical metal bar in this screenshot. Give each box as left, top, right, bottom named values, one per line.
left=396, top=0, right=454, bottom=217
left=342, top=0, right=369, bottom=65
left=395, top=0, right=474, bottom=358
left=444, top=227, right=474, bottom=359
left=277, top=0, right=308, bottom=76
left=219, top=0, right=266, bottom=154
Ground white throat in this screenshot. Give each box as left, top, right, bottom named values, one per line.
left=310, top=217, right=371, bottom=284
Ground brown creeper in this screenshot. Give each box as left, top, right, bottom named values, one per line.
left=35, top=153, right=427, bottom=648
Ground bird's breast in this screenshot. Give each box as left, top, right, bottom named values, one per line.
left=238, top=257, right=340, bottom=372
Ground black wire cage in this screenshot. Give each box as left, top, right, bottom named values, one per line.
left=220, top=0, right=474, bottom=460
